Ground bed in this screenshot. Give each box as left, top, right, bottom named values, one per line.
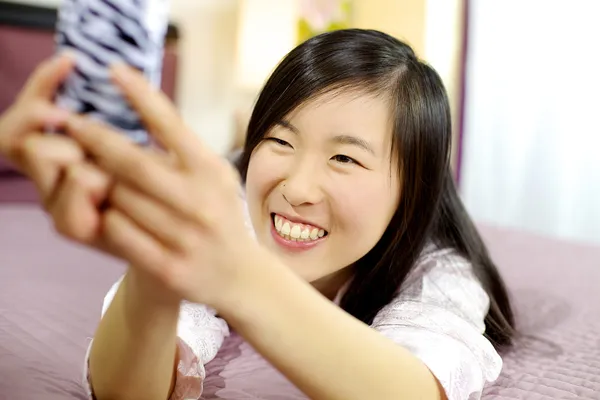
left=0, top=203, right=599, bottom=399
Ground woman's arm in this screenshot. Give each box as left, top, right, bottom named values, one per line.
left=89, top=268, right=180, bottom=400
left=221, top=252, right=447, bottom=400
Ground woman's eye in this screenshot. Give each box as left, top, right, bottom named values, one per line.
left=332, top=154, right=358, bottom=165
left=266, top=137, right=291, bottom=147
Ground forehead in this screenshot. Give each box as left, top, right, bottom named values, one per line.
left=284, top=90, right=394, bottom=150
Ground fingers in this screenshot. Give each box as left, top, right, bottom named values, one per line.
left=65, top=115, right=197, bottom=217
left=110, top=183, right=196, bottom=252
left=110, top=63, right=206, bottom=169
left=0, top=54, right=74, bottom=168
left=0, top=103, right=71, bottom=164
left=47, top=163, right=111, bottom=243
left=103, top=209, right=175, bottom=283
left=21, top=134, right=85, bottom=199
left=20, top=53, right=76, bottom=102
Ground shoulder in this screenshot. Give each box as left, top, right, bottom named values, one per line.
left=370, top=245, right=502, bottom=399
left=377, top=245, right=490, bottom=331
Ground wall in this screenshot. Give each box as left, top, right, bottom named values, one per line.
left=168, top=0, right=239, bottom=155
left=424, top=0, right=464, bottom=170
left=461, top=0, right=600, bottom=244
left=353, top=0, right=427, bottom=57
left=353, top=0, right=464, bottom=170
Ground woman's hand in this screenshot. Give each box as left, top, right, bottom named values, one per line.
left=65, top=64, right=260, bottom=309
left=0, top=54, right=78, bottom=192
left=0, top=54, right=114, bottom=245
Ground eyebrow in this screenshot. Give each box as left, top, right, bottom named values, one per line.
left=277, top=120, right=376, bottom=155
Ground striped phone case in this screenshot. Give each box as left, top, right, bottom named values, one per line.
left=54, top=0, right=171, bottom=144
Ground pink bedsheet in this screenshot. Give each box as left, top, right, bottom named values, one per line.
left=0, top=204, right=598, bottom=399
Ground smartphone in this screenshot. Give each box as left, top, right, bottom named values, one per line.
left=54, top=0, right=171, bottom=144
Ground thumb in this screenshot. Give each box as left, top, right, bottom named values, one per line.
left=19, top=52, right=76, bottom=102
left=47, top=162, right=111, bottom=244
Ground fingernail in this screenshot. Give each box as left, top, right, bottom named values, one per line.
left=62, top=49, right=78, bottom=60
left=55, top=48, right=77, bottom=63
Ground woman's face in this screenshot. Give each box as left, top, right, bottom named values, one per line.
left=245, top=90, right=401, bottom=296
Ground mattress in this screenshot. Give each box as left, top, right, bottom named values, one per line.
left=480, top=228, right=600, bottom=399
left=0, top=204, right=599, bottom=399
left=0, top=205, right=125, bottom=399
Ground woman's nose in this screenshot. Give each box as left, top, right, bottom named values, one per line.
left=281, top=165, right=324, bottom=206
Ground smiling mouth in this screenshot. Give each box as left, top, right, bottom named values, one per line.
left=271, top=213, right=328, bottom=242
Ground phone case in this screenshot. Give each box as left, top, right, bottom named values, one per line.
left=54, top=0, right=171, bottom=144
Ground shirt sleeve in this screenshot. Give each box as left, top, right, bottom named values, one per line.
left=371, top=248, right=503, bottom=400
left=83, top=276, right=229, bottom=400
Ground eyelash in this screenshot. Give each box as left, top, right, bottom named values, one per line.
left=265, top=137, right=361, bottom=166
left=265, top=137, right=291, bottom=147
left=331, top=154, right=359, bottom=165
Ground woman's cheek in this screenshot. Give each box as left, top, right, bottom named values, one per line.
left=248, top=147, right=288, bottom=191
left=337, top=176, right=394, bottom=229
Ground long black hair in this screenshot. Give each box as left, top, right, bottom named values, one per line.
left=237, top=29, right=514, bottom=348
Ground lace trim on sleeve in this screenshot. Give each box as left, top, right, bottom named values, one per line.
left=82, top=338, right=204, bottom=400
left=170, top=338, right=204, bottom=400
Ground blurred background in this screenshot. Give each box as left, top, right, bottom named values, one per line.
left=1, top=0, right=599, bottom=246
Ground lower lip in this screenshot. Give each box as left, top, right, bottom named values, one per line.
left=270, top=219, right=326, bottom=251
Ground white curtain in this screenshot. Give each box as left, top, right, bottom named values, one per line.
left=461, top=0, right=600, bottom=245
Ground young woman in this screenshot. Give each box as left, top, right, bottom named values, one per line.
left=0, top=29, right=514, bottom=400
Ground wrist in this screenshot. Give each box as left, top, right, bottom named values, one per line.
left=216, top=245, right=309, bottom=328
left=125, top=267, right=181, bottom=313
left=214, top=244, right=275, bottom=320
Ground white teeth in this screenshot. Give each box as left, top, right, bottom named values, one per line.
left=273, top=214, right=327, bottom=242
left=301, top=228, right=310, bottom=239
left=290, top=225, right=301, bottom=239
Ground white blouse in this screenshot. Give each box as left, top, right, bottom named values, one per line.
left=84, top=200, right=502, bottom=400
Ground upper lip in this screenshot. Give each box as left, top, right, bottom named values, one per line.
left=273, top=212, right=328, bottom=232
